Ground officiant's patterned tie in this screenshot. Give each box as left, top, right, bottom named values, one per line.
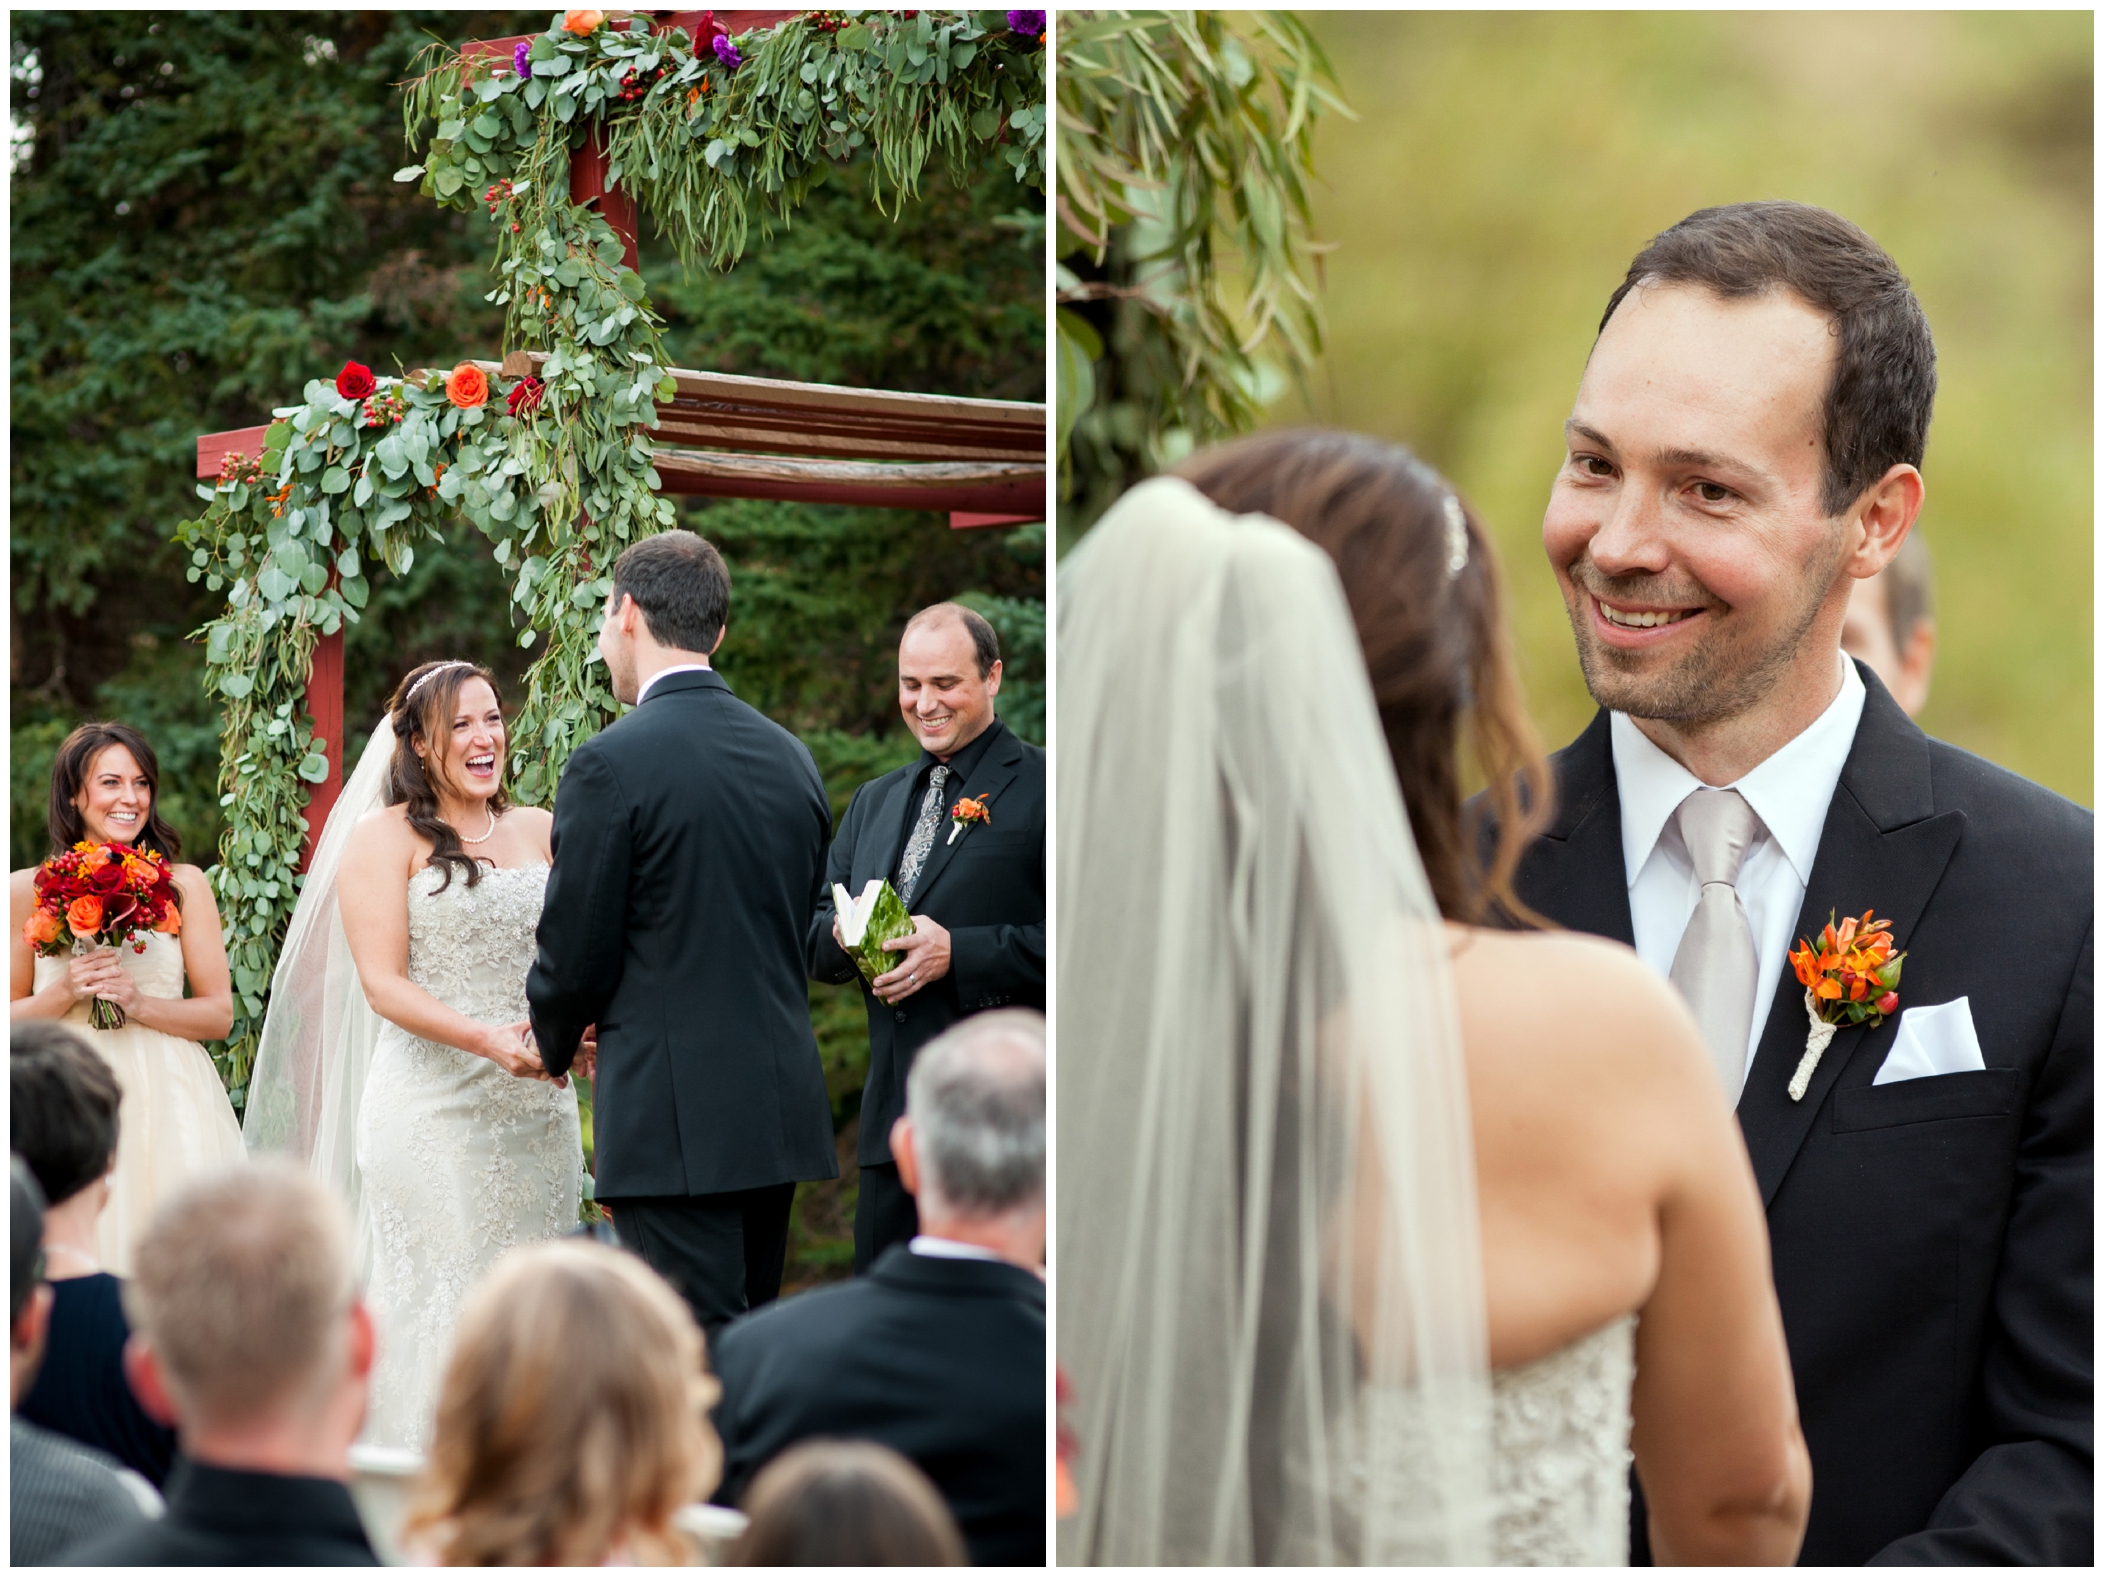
left=1669, top=788, right=1764, bottom=1103
left=895, top=764, right=951, bottom=906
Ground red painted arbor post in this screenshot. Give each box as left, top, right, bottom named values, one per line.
left=300, top=631, right=346, bottom=873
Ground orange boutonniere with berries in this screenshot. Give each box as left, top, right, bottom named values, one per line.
left=946, top=793, right=991, bottom=846
left=1785, top=909, right=1906, bottom=1100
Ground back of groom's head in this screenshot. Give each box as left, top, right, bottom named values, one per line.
left=610, top=529, right=731, bottom=655
left=1600, top=201, right=1936, bottom=517
left=906, top=1010, right=1045, bottom=1222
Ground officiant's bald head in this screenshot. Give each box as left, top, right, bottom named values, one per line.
left=1546, top=203, right=1935, bottom=778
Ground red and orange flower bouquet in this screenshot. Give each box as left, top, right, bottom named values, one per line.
left=23, top=842, right=183, bottom=1029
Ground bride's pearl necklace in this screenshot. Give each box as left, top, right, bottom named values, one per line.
left=458, top=804, right=499, bottom=845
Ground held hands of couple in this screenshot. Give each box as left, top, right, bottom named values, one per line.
left=871, top=915, right=950, bottom=1005
left=482, top=1021, right=565, bottom=1089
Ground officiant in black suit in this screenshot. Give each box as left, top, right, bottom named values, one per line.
left=529, top=530, right=839, bottom=1336
left=808, top=603, right=1046, bottom=1272
left=1498, top=202, right=2089, bottom=1564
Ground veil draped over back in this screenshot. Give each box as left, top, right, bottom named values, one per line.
left=242, top=713, right=397, bottom=1249
left=1057, top=478, right=1495, bottom=1564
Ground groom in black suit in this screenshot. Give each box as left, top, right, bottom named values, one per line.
left=809, top=603, right=1046, bottom=1272
left=529, top=530, right=839, bottom=1335
left=1505, top=203, right=2089, bottom=1563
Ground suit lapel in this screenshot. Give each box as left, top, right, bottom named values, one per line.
left=1734, top=670, right=1966, bottom=1205
left=866, top=766, right=923, bottom=888
left=1528, top=710, right=1637, bottom=945
left=905, top=726, right=1022, bottom=910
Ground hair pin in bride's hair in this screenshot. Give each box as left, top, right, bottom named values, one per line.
left=1443, top=494, right=1470, bottom=580
left=406, top=660, right=472, bottom=705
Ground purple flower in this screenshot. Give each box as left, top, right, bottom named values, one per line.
left=712, top=34, right=741, bottom=69
left=1007, top=9, right=1045, bottom=36
left=514, top=41, right=531, bottom=77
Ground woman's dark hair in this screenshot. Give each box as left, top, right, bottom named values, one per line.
left=726, top=1441, right=967, bottom=1566
left=1173, top=429, right=1555, bottom=926
left=11, top=1022, right=122, bottom=1207
left=386, top=661, right=508, bottom=893
left=47, top=722, right=183, bottom=864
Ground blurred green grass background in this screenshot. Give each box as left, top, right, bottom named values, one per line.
left=1271, top=11, right=2090, bottom=803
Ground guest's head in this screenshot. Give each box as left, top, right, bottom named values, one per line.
left=11, top=1156, right=51, bottom=1409
left=404, top=1239, right=721, bottom=1566
left=727, top=1440, right=967, bottom=1566
left=1545, top=201, right=1933, bottom=744
left=121, top=1162, right=372, bottom=1476
left=47, top=721, right=183, bottom=860
left=600, top=529, right=731, bottom=703
left=1173, top=430, right=1553, bottom=923
left=1840, top=530, right=1936, bottom=716
left=891, top=1009, right=1045, bottom=1266
left=898, top=602, right=1003, bottom=760
left=386, top=660, right=508, bottom=888
left=11, top=1021, right=122, bottom=1220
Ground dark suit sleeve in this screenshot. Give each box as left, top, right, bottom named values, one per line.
left=525, top=745, right=633, bottom=1079
left=1871, top=922, right=2094, bottom=1565
left=808, top=784, right=862, bottom=987
left=948, top=917, right=1045, bottom=1005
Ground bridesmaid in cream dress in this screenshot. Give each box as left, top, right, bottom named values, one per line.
left=10, top=722, right=244, bottom=1274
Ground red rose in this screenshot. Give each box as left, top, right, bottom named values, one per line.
left=506, top=376, right=545, bottom=417
left=337, top=361, right=377, bottom=400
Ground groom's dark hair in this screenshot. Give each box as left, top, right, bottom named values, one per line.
left=610, top=530, right=730, bottom=654
left=1600, top=201, right=1937, bottom=518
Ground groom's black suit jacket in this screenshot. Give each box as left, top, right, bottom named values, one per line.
left=1503, top=663, right=2090, bottom=1565
left=807, top=716, right=1045, bottom=1166
left=527, top=669, right=839, bottom=1198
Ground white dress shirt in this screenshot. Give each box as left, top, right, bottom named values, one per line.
left=1613, top=652, right=1866, bottom=1085
left=908, top=1234, right=1003, bottom=1262
left=634, top=662, right=712, bottom=705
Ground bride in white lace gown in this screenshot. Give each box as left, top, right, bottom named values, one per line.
left=246, top=661, right=579, bottom=1450
left=1057, top=445, right=1811, bottom=1565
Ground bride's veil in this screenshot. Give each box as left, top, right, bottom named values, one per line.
left=242, top=712, right=397, bottom=1249
left=1057, top=477, right=1495, bottom=1564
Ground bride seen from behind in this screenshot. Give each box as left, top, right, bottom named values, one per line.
left=245, top=659, right=582, bottom=1451
left=1057, top=430, right=1810, bottom=1565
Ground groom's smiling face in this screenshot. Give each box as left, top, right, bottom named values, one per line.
left=1544, top=282, right=1850, bottom=733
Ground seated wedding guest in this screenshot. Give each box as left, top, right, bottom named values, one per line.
left=12, top=1021, right=177, bottom=1486
left=712, top=1010, right=1045, bottom=1566
left=1840, top=529, right=1936, bottom=716
left=11, top=1157, right=152, bottom=1566
left=726, top=1440, right=967, bottom=1566
left=58, top=1160, right=380, bottom=1565
left=401, top=1239, right=721, bottom=1566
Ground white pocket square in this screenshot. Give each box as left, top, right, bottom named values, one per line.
left=1872, top=997, right=1987, bottom=1085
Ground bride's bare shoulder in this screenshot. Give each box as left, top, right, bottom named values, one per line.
left=344, top=804, right=416, bottom=860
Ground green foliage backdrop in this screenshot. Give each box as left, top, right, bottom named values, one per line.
left=1274, top=11, right=2091, bottom=804
left=11, top=10, right=1044, bottom=1286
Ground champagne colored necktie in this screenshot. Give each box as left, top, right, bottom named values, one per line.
left=1668, top=788, right=1764, bottom=1102
left=895, top=764, right=951, bottom=906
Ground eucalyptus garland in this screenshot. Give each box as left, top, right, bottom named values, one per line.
left=175, top=7, right=1046, bottom=1102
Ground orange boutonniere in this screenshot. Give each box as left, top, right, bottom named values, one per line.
left=946, top=793, right=991, bottom=846
left=1784, top=909, right=1907, bottom=1100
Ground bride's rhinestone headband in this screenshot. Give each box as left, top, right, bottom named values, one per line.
left=1442, top=493, right=1470, bottom=580
left=405, top=660, right=472, bottom=705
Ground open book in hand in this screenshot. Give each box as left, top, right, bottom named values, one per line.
left=832, top=878, right=915, bottom=985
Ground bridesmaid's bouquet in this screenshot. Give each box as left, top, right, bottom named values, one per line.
left=23, top=842, right=183, bottom=1029
left=832, top=878, right=915, bottom=985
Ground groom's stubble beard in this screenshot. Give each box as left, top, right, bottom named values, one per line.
left=1565, top=529, right=1847, bottom=728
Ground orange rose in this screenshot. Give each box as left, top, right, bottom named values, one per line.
left=82, top=845, right=112, bottom=872
left=154, top=906, right=183, bottom=937
left=24, top=910, right=62, bottom=948
left=66, top=895, right=103, bottom=935
left=563, top=9, right=605, bottom=35
left=445, top=363, right=489, bottom=410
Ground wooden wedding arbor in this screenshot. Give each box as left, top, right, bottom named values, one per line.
left=194, top=11, right=1046, bottom=858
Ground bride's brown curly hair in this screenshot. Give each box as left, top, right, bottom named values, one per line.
left=1173, top=429, right=1555, bottom=926
left=386, top=660, right=510, bottom=893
